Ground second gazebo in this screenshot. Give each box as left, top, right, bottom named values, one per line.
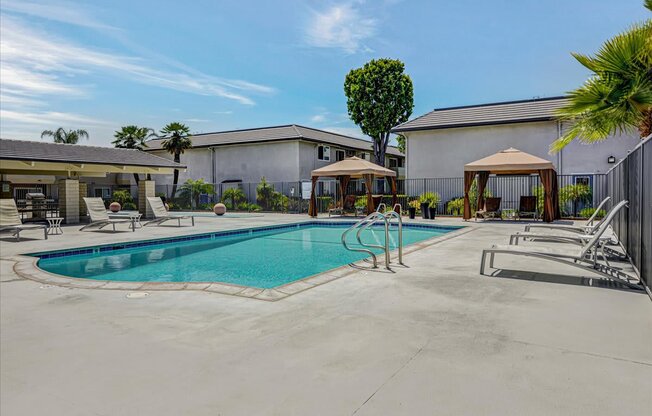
left=463, top=148, right=561, bottom=222
left=308, top=156, right=397, bottom=217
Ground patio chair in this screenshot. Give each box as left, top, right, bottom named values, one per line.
left=480, top=200, right=641, bottom=289
left=328, top=195, right=356, bottom=217
left=80, top=197, right=136, bottom=232
left=523, top=197, right=611, bottom=234
left=475, top=197, right=502, bottom=221
left=516, top=196, right=538, bottom=220
left=0, top=199, right=48, bottom=241
left=145, top=197, right=194, bottom=227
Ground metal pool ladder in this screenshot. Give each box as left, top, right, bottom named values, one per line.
left=340, top=204, right=403, bottom=269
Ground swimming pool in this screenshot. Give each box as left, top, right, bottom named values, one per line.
left=32, top=222, right=462, bottom=289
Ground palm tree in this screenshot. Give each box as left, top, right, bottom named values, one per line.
left=41, top=128, right=89, bottom=144
left=178, top=179, right=214, bottom=209
left=551, top=5, right=652, bottom=152
left=112, top=125, right=157, bottom=184
left=160, top=122, right=192, bottom=196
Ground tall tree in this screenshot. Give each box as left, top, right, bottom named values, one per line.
left=551, top=2, right=652, bottom=152
left=344, top=58, right=413, bottom=166
left=160, top=122, right=192, bottom=196
left=112, top=125, right=157, bottom=184
left=41, top=128, right=89, bottom=144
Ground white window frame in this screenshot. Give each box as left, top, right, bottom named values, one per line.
left=318, top=145, right=331, bottom=161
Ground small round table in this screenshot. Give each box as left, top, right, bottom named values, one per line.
left=47, top=217, right=64, bottom=235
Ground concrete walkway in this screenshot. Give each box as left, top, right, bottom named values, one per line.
left=1, top=214, right=650, bottom=415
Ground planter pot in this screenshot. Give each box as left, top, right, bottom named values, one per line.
left=109, top=202, right=121, bottom=213
left=420, top=203, right=430, bottom=219
left=408, top=207, right=416, bottom=219
left=429, top=207, right=437, bottom=219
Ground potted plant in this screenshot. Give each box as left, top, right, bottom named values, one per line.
left=354, top=196, right=367, bottom=216
left=408, top=199, right=419, bottom=219
left=428, top=192, right=441, bottom=220
left=418, top=193, right=431, bottom=219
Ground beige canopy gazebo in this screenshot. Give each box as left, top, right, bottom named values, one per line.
left=463, top=148, right=560, bottom=222
left=309, top=157, right=397, bottom=217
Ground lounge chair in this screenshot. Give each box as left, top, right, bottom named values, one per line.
left=516, top=196, right=538, bottom=220
left=475, top=197, right=502, bottom=221
left=328, top=195, right=356, bottom=217
left=523, top=196, right=611, bottom=234
left=80, top=197, right=136, bottom=232
left=508, top=200, right=628, bottom=263
left=0, top=199, right=48, bottom=241
left=480, top=200, right=641, bottom=289
left=145, top=197, right=194, bottom=227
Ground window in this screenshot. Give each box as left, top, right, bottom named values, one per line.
left=335, top=149, right=345, bottom=161
left=346, top=149, right=356, bottom=157
left=94, top=187, right=111, bottom=199
left=359, top=152, right=370, bottom=160
left=397, top=158, right=404, bottom=167
left=388, top=158, right=398, bottom=168
left=318, top=145, right=330, bottom=161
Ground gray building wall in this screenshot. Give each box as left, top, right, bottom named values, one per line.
left=405, top=121, right=641, bottom=178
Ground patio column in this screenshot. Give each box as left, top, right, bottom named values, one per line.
left=78, top=182, right=88, bottom=217
left=58, top=179, right=79, bottom=224
left=138, top=180, right=155, bottom=219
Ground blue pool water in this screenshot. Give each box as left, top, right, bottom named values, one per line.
left=34, top=222, right=460, bottom=288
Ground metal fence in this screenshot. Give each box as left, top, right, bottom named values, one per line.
left=606, top=135, right=650, bottom=290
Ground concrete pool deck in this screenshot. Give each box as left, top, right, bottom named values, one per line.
left=1, top=214, right=651, bottom=415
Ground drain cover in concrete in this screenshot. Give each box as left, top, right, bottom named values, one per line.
left=126, top=292, right=149, bottom=299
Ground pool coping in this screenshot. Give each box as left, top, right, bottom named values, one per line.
left=10, top=221, right=474, bottom=302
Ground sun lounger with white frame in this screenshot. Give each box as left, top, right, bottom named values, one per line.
left=80, top=197, right=136, bottom=232
left=0, top=199, right=48, bottom=241
left=145, top=197, right=194, bottom=227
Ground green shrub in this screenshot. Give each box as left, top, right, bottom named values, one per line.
left=222, top=187, right=245, bottom=209
left=468, top=179, right=491, bottom=212
left=122, top=202, right=137, bottom=211
left=418, top=192, right=441, bottom=207
left=579, top=207, right=606, bottom=219
left=178, top=179, right=214, bottom=209
left=111, top=189, right=134, bottom=206
left=446, top=197, right=464, bottom=215
left=256, top=177, right=288, bottom=211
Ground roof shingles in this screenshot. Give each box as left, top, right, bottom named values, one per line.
left=0, top=139, right=185, bottom=168
left=392, top=96, right=568, bottom=133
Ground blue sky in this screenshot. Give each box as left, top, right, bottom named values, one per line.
left=0, top=0, right=647, bottom=146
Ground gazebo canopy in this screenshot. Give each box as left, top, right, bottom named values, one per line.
left=308, top=157, right=397, bottom=217
left=464, top=147, right=554, bottom=174
left=311, top=156, right=396, bottom=178
left=463, top=148, right=560, bottom=222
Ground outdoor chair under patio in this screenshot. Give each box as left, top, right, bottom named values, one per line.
left=0, top=199, right=48, bottom=241
left=480, top=199, right=641, bottom=289
left=475, top=197, right=502, bottom=221
left=328, top=195, right=356, bottom=217
left=80, top=197, right=136, bottom=232
left=145, top=197, right=195, bottom=227
left=516, top=196, right=538, bottom=220
left=523, top=196, right=611, bottom=234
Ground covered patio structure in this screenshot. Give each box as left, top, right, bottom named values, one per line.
left=463, top=148, right=560, bottom=222
left=308, top=156, right=397, bottom=217
left=0, top=139, right=185, bottom=223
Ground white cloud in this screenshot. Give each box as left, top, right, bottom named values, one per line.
left=305, top=4, right=377, bottom=53
left=2, top=0, right=118, bottom=32
left=0, top=109, right=110, bottom=126
left=184, top=118, right=210, bottom=123
left=321, top=126, right=366, bottom=139
left=0, top=15, right=275, bottom=106
left=214, top=111, right=234, bottom=115
left=310, top=114, right=327, bottom=123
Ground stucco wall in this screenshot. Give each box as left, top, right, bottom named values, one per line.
left=150, top=141, right=300, bottom=184
left=405, top=121, right=641, bottom=178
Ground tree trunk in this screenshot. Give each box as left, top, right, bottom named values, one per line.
left=171, top=152, right=181, bottom=197
left=374, top=132, right=388, bottom=167
left=133, top=173, right=140, bottom=185
left=639, top=109, right=652, bottom=138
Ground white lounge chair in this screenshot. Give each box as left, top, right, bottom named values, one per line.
left=510, top=200, right=627, bottom=246
left=523, top=196, right=611, bottom=234
left=480, top=200, right=641, bottom=289
left=144, top=197, right=194, bottom=227
left=80, top=197, right=135, bottom=232
left=0, top=199, right=48, bottom=241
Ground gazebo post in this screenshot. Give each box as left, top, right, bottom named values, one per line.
left=476, top=171, right=490, bottom=213
left=308, top=176, right=318, bottom=217
left=363, top=174, right=374, bottom=214
left=390, top=176, right=398, bottom=208
left=463, top=171, right=475, bottom=220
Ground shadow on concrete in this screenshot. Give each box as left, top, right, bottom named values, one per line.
left=490, top=268, right=645, bottom=293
